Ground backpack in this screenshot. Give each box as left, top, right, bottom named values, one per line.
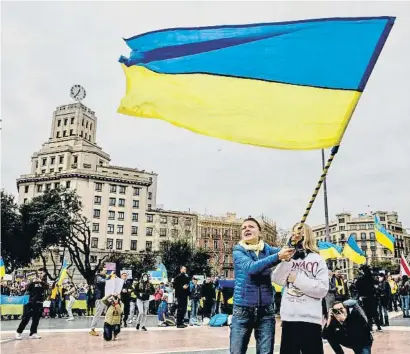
left=209, top=313, right=229, bottom=327
left=165, top=316, right=176, bottom=326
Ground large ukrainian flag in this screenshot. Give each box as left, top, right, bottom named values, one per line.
left=343, top=234, right=366, bottom=265
left=318, top=241, right=343, bottom=260
left=118, top=17, right=394, bottom=150
left=374, top=215, right=395, bottom=252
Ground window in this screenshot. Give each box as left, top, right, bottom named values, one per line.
left=185, top=218, right=192, bottom=227
left=371, top=250, right=376, bottom=257
left=133, top=200, right=139, bottom=208
left=132, top=213, right=138, bottom=222
left=148, top=192, right=152, bottom=200
left=35, top=160, right=39, bottom=168
left=133, top=187, right=140, bottom=196
left=93, top=209, right=100, bottom=218
left=70, top=129, right=74, bottom=136
left=63, top=130, right=67, bottom=137
left=73, top=156, right=78, bottom=163
left=42, top=158, right=47, bottom=166
left=380, top=216, right=386, bottom=222
left=350, top=225, right=357, bottom=230
left=204, top=240, right=208, bottom=248
left=118, top=198, right=125, bottom=207
left=95, top=182, right=103, bottom=191
left=146, top=241, right=152, bottom=251
left=64, top=118, right=68, bottom=125
left=94, top=196, right=101, bottom=204
left=46, top=183, right=51, bottom=190
left=172, top=217, right=179, bottom=225
left=172, top=229, right=178, bottom=237
left=109, top=198, right=116, bottom=206
left=340, top=233, right=345, bottom=240
left=55, top=182, right=60, bottom=189
left=85, top=133, right=88, bottom=139
left=50, top=168, right=54, bottom=173
left=371, top=240, right=376, bottom=247
left=110, top=184, right=117, bottom=193
left=117, top=225, right=124, bottom=234
left=23, top=198, right=28, bottom=204
left=86, top=121, right=89, bottom=128
left=131, top=240, right=137, bottom=251
left=338, top=218, right=345, bottom=223
left=148, top=204, right=152, bottom=210
left=131, top=226, right=138, bottom=235
left=90, top=255, right=97, bottom=263
left=90, top=123, right=93, bottom=130
left=116, top=239, right=123, bottom=250
left=107, top=238, right=113, bottom=249
left=146, top=214, right=154, bottom=223
left=91, top=237, right=98, bottom=248
left=82, top=119, right=84, bottom=126
left=146, top=227, right=153, bottom=236
left=370, top=232, right=375, bottom=240
left=71, top=117, right=74, bottom=124
left=59, top=156, right=64, bottom=164
left=50, top=157, right=55, bottom=165
left=66, top=181, right=71, bottom=188
left=108, top=211, right=115, bottom=220
left=159, top=242, right=166, bottom=251
left=214, top=240, right=218, bottom=249
left=160, top=216, right=167, bottom=224
left=24, top=186, right=29, bottom=193
left=41, top=169, right=46, bottom=174
left=92, top=223, right=99, bottom=232
left=118, top=212, right=124, bottom=221
left=80, top=131, right=83, bottom=137
left=359, top=224, right=366, bottom=230
left=339, top=225, right=345, bottom=231
left=107, top=224, right=114, bottom=233
left=56, top=132, right=60, bottom=138
left=57, top=119, right=61, bottom=127
left=160, top=228, right=167, bottom=237
left=361, top=232, right=366, bottom=240
left=119, top=186, right=126, bottom=194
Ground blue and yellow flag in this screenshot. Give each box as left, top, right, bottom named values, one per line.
left=374, top=215, right=395, bottom=252
left=0, top=257, right=5, bottom=278
left=57, top=259, right=68, bottom=286
left=343, top=235, right=366, bottom=265
left=118, top=17, right=394, bottom=150
left=318, top=241, right=343, bottom=260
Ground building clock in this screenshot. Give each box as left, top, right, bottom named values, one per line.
left=70, top=85, right=86, bottom=102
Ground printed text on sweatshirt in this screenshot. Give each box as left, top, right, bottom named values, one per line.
left=271, top=252, right=329, bottom=325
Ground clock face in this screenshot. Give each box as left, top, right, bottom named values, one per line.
left=70, top=85, right=86, bottom=101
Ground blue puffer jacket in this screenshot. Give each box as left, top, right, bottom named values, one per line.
left=233, top=243, right=281, bottom=307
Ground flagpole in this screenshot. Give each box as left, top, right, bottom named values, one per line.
left=322, top=149, right=331, bottom=244
left=299, top=146, right=339, bottom=227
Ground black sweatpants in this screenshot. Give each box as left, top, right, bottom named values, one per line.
left=280, top=321, right=324, bottom=354
left=122, top=300, right=130, bottom=323
left=362, top=297, right=381, bottom=329
left=17, top=303, right=43, bottom=335
left=176, top=296, right=188, bottom=326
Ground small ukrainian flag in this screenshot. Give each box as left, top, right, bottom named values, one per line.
left=0, top=257, right=5, bottom=278
left=374, top=215, right=395, bottom=253
left=318, top=241, right=343, bottom=260
left=343, top=235, right=366, bottom=265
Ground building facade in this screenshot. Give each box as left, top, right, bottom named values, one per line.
left=16, top=102, right=196, bottom=270
left=313, top=211, right=410, bottom=279
left=196, top=213, right=278, bottom=278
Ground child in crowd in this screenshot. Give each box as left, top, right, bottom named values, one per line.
left=102, top=294, right=123, bottom=341
left=157, top=293, right=170, bottom=327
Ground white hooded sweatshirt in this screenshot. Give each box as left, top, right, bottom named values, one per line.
left=271, top=252, right=328, bottom=325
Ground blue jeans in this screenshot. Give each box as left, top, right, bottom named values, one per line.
left=401, top=295, right=410, bottom=316
left=354, top=346, right=372, bottom=354
left=230, top=304, right=275, bottom=354
left=190, top=299, right=200, bottom=324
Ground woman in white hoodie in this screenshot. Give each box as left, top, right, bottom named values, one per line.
left=272, top=223, right=329, bottom=354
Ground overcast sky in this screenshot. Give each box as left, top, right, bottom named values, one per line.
left=2, top=1, right=410, bottom=231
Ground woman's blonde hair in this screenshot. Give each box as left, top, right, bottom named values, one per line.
left=291, top=223, right=319, bottom=254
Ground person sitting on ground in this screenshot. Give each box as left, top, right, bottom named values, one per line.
left=323, top=300, right=373, bottom=354
left=102, top=293, right=123, bottom=341
left=157, top=293, right=170, bottom=327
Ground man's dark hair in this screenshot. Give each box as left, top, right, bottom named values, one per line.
left=37, top=268, right=46, bottom=273
left=244, top=217, right=262, bottom=231
left=331, top=301, right=344, bottom=308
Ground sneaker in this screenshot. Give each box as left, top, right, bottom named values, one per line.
left=113, top=336, right=118, bottom=341
left=136, top=324, right=140, bottom=330
left=29, top=334, right=41, bottom=339
left=128, top=320, right=133, bottom=324
left=141, top=326, right=147, bottom=331
left=15, top=333, right=22, bottom=340
left=66, top=317, right=74, bottom=321
left=123, top=322, right=128, bottom=328
left=177, top=324, right=186, bottom=328
left=89, top=330, right=99, bottom=336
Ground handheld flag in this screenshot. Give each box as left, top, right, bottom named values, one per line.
left=318, top=241, right=343, bottom=260
left=343, top=235, right=366, bottom=265
left=400, top=254, right=410, bottom=277
left=118, top=17, right=394, bottom=150
left=374, top=215, right=395, bottom=252
left=0, top=257, right=5, bottom=278
left=57, top=259, right=68, bottom=286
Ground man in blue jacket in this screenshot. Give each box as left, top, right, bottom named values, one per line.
left=230, top=217, right=294, bottom=354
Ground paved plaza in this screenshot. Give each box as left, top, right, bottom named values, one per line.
left=1, top=314, right=409, bottom=353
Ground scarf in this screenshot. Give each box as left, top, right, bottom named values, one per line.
left=239, top=240, right=265, bottom=257
left=335, top=278, right=346, bottom=295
